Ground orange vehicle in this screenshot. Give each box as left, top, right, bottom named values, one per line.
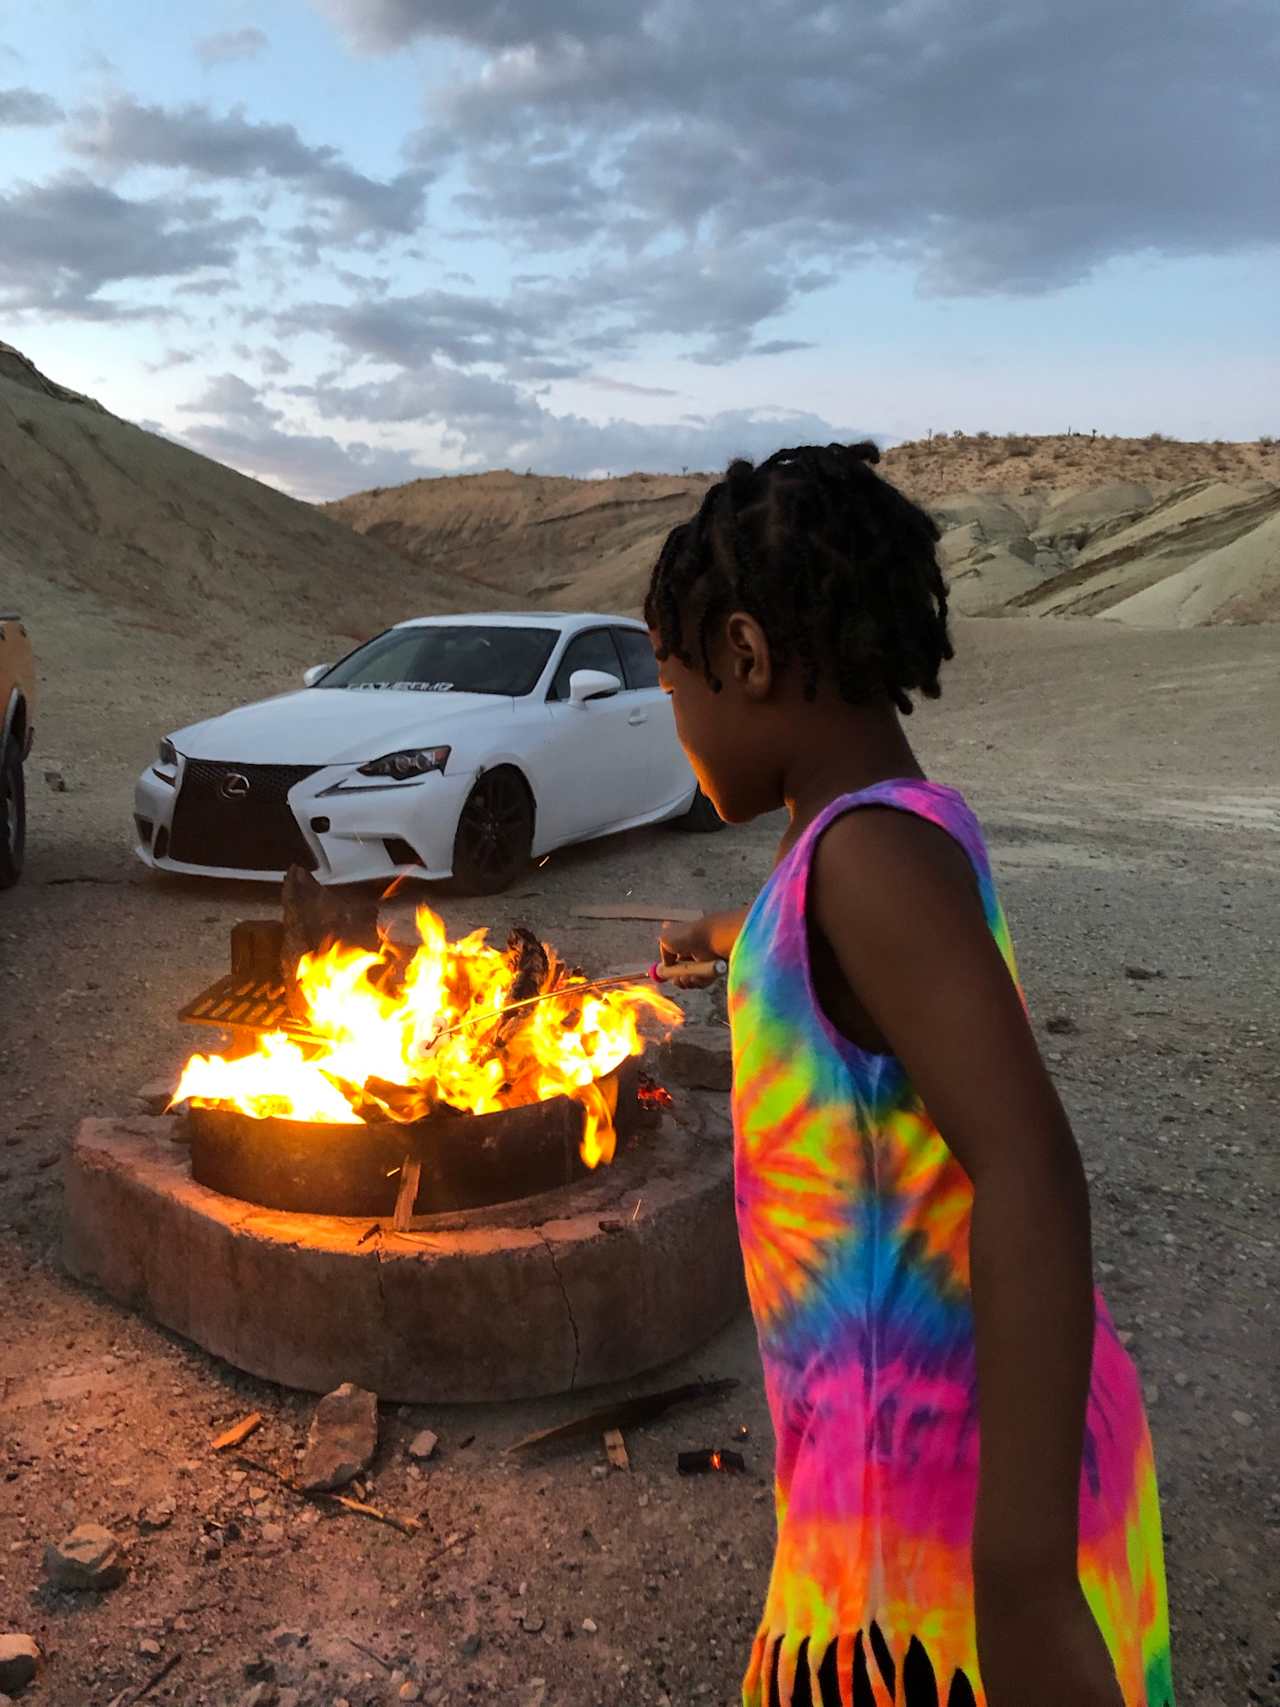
left=0, top=609, right=35, bottom=887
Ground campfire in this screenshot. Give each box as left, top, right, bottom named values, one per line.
left=175, top=873, right=683, bottom=1174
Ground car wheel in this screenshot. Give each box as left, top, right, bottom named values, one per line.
left=675, top=785, right=724, bottom=834
left=451, top=767, right=535, bottom=895
left=0, top=736, right=26, bottom=889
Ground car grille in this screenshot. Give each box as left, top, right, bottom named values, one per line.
left=168, top=761, right=321, bottom=872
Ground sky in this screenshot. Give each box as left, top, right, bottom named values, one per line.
left=1, top=0, right=1276, bottom=500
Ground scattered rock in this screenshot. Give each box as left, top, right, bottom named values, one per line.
left=43, top=767, right=67, bottom=793
left=259, top=1522, right=285, bottom=1545
left=239, top=1686, right=277, bottom=1707
left=298, top=1382, right=378, bottom=1492
left=1045, top=1014, right=1078, bottom=1036
left=460, top=1634, right=481, bottom=1658
left=132, top=1078, right=178, bottom=1116
left=1124, top=964, right=1163, bottom=981
left=0, top=1636, right=41, bottom=1695
left=43, top=1523, right=127, bottom=1591
left=590, top=1464, right=609, bottom=1481
left=1232, top=1410, right=1254, bottom=1428
left=268, top=1627, right=306, bottom=1651
left=139, top=1496, right=176, bottom=1530
left=581, top=1617, right=598, bottom=1634
left=521, top=1614, right=545, bottom=1634
left=407, top=1429, right=438, bottom=1462
left=137, top=1637, right=162, bottom=1658
left=657, top=1023, right=732, bottom=1093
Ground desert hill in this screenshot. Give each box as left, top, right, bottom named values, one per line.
left=0, top=342, right=477, bottom=671
left=326, top=433, right=1280, bottom=627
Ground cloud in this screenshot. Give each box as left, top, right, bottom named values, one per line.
left=317, top=0, right=1280, bottom=354
left=0, top=173, right=257, bottom=317
left=146, top=347, right=202, bottom=371
left=314, top=0, right=628, bottom=52
left=68, top=95, right=431, bottom=243
left=580, top=375, right=680, bottom=398
left=176, top=370, right=431, bottom=500
left=0, top=86, right=64, bottom=126
left=195, top=28, right=269, bottom=66
left=290, top=361, right=869, bottom=479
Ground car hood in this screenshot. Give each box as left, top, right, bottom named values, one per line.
left=171, top=688, right=515, bottom=766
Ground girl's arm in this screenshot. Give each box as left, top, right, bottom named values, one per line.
left=659, top=908, right=749, bottom=983
left=810, top=809, right=1123, bottom=1707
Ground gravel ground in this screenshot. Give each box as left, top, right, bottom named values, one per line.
left=1, top=616, right=1277, bottom=1707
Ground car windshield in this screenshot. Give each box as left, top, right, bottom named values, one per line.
left=316, top=626, right=559, bottom=697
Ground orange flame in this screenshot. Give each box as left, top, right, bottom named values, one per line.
left=174, top=903, right=682, bottom=1168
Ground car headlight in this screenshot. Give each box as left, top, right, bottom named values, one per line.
left=158, top=738, right=178, bottom=768
left=356, top=746, right=450, bottom=780
left=152, top=737, right=179, bottom=785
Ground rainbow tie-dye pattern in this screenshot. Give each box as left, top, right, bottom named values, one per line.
left=728, top=780, right=1173, bottom=1707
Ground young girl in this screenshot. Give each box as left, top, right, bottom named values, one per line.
left=648, top=444, right=1173, bottom=1707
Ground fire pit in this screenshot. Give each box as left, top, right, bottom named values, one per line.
left=62, top=880, right=745, bottom=1402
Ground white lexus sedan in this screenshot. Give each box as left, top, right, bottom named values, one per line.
left=133, top=612, right=720, bottom=893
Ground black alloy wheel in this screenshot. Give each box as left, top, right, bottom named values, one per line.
left=676, top=785, right=725, bottom=833
left=0, top=736, right=26, bottom=889
left=452, top=767, right=535, bottom=895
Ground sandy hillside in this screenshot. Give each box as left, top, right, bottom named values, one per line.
left=0, top=344, right=479, bottom=698
left=326, top=433, right=1280, bottom=626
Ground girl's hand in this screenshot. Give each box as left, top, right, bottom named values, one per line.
left=977, top=1581, right=1124, bottom=1707
left=658, top=909, right=746, bottom=987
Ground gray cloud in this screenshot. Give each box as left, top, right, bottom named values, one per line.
left=0, top=173, right=257, bottom=317
left=0, top=86, right=64, bottom=126
left=580, top=375, right=679, bottom=398
left=322, top=0, right=1279, bottom=343
left=288, top=361, right=868, bottom=480
left=195, top=28, right=269, bottom=66
left=314, top=0, right=628, bottom=52
left=68, top=95, right=431, bottom=242
left=176, top=371, right=431, bottom=500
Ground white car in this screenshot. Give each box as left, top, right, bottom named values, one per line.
left=133, top=612, right=721, bottom=893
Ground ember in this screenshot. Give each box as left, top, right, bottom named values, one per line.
left=677, top=1448, right=747, bottom=1475
left=174, top=900, right=682, bottom=1169
left=637, top=1076, right=675, bottom=1111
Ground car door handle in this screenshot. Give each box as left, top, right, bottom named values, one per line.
left=627, top=710, right=648, bottom=725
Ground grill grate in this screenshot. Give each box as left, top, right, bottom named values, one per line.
left=168, top=761, right=320, bottom=872
left=178, top=972, right=325, bottom=1043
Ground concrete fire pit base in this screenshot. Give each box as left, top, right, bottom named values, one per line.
left=62, top=1104, right=745, bottom=1403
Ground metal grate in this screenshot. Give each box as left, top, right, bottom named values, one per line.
left=178, top=972, right=325, bottom=1043
left=168, top=760, right=320, bottom=872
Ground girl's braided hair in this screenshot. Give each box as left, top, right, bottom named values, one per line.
left=644, top=442, right=953, bottom=714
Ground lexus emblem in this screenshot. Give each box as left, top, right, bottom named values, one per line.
left=219, top=772, right=250, bottom=800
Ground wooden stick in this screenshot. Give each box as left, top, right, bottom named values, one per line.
left=603, top=1428, right=630, bottom=1471
left=106, top=1651, right=182, bottom=1707
left=573, top=905, right=702, bottom=923
left=392, top=1159, right=422, bottom=1231
left=233, top=1453, right=420, bottom=1536
left=422, top=1526, right=475, bottom=1567
left=210, top=1412, right=263, bottom=1452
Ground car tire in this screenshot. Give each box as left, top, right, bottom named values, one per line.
left=451, top=767, right=535, bottom=895
left=674, top=786, right=724, bottom=834
left=0, top=735, right=26, bottom=889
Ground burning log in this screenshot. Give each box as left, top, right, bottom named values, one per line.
left=281, top=864, right=381, bottom=1018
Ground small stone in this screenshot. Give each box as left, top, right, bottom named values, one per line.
left=44, top=1524, right=128, bottom=1591
left=590, top=1464, right=609, bottom=1481
left=1123, top=965, right=1162, bottom=981
left=581, top=1617, right=598, bottom=1634
left=521, top=1614, right=546, bottom=1634
left=1174, top=1372, right=1190, bottom=1388
left=1231, top=1410, right=1254, bottom=1428
left=277, top=1693, right=301, bottom=1707
left=298, top=1382, right=378, bottom=1492
left=398, top=1685, right=422, bottom=1702
left=43, top=767, right=67, bottom=793
left=268, top=1627, right=306, bottom=1651
left=523, top=1682, right=548, bottom=1707
left=138, top=1637, right=162, bottom=1658
left=1045, top=1014, right=1078, bottom=1037
left=407, top=1429, right=438, bottom=1462
left=140, top=1496, right=176, bottom=1531
left=460, top=1634, right=481, bottom=1658
left=0, top=1636, right=41, bottom=1695
left=260, top=1522, right=285, bottom=1545
left=239, top=1687, right=278, bottom=1707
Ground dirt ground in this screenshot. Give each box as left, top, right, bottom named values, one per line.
left=1, top=616, right=1277, bottom=1707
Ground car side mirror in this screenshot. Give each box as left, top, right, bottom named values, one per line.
left=568, top=669, right=622, bottom=705
left=303, top=664, right=331, bottom=687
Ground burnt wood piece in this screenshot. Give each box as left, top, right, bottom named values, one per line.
left=281, top=865, right=381, bottom=1018
left=186, top=1056, right=642, bottom=1216
left=493, top=926, right=551, bottom=1047
left=231, top=920, right=286, bottom=982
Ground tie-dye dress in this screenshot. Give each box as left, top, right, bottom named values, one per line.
left=729, top=779, right=1173, bottom=1707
